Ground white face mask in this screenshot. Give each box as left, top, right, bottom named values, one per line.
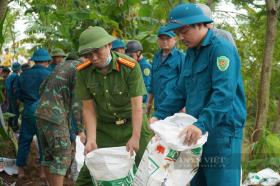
left=104, top=54, right=112, bottom=67
left=94, top=53, right=112, bottom=69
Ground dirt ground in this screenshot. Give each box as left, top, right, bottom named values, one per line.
left=0, top=138, right=74, bottom=186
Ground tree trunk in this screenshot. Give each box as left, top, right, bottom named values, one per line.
left=0, top=0, right=8, bottom=22
left=253, top=0, right=279, bottom=142
left=0, top=0, right=9, bottom=50
left=272, top=99, right=280, bottom=133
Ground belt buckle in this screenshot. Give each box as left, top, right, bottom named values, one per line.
left=116, top=119, right=126, bottom=125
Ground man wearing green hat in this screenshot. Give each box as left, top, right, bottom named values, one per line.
left=150, top=3, right=246, bottom=186
left=75, top=26, right=152, bottom=186
left=49, top=48, right=67, bottom=72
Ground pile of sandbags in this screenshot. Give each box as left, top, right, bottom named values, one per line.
left=83, top=113, right=207, bottom=186
left=133, top=113, right=208, bottom=186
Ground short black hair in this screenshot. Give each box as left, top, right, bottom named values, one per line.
left=2, top=67, right=11, bottom=73
left=21, top=63, right=31, bottom=71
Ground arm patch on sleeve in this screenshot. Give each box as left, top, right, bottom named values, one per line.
left=143, top=68, right=150, bottom=76
left=217, top=56, right=230, bottom=71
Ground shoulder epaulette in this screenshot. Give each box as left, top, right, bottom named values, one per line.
left=76, top=59, right=92, bottom=71
left=117, top=57, right=136, bottom=69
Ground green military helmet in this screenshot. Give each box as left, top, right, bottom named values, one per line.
left=79, top=26, right=116, bottom=55
left=51, top=48, right=67, bottom=57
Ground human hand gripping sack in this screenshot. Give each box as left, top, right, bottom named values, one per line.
left=148, top=117, right=159, bottom=131
left=149, top=116, right=158, bottom=125
left=126, top=135, right=140, bottom=156
left=84, top=140, right=98, bottom=155
left=78, top=132, right=86, bottom=144
left=178, top=124, right=202, bottom=146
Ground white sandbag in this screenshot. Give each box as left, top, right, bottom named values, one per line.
left=150, top=113, right=208, bottom=151
left=243, top=168, right=280, bottom=186
left=85, top=146, right=136, bottom=185
left=0, top=157, right=18, bottom=175
left=75, top=136, right=85, bottom=172
left=70, top=136, right=85, bottom=181
left=133, top=113, right=207, bottom=186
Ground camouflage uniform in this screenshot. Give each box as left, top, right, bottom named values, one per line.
left=36, top=59, right=83, bottom=176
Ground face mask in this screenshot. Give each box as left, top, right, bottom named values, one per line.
left=104, top=54, right=112, bottom=67
left=95, top=54, right=112, bottom=69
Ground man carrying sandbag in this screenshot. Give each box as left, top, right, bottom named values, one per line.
left=74, top=26, right=152, bottom=186
left=150, top=3, right=246, bottom=186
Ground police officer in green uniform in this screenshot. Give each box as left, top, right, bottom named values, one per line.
left=75, top=26, right=152, bottom=186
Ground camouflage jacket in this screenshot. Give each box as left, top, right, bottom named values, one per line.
left=35, top=60, right=83, bottom=132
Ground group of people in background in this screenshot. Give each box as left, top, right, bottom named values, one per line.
left=0, top=48, right=77, bottom=180
left=0, top=3, right=246, bottom=186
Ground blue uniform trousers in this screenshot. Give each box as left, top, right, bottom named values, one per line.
left=16, top=116, right=43, bottom=167
left=8, top=97, right=19, bottom=131
left=191, top=136, right=242, bottom=186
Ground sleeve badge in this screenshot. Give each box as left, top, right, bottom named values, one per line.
left=143, top=68, right=151, bottom=76
left=217, top=56, right=230, bottom=71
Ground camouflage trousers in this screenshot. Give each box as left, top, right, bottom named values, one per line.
left=37, top=118, right=72, bottom=176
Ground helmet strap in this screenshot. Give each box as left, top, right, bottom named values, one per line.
left=137, top=51, right=142, bottom=61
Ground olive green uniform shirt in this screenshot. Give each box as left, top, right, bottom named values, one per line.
left=75, top=51, right=146, bottom=123
left=75, top=52, right=151, bottom=186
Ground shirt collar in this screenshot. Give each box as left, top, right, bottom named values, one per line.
left=33, top=64, right=48, bottom=69
left=200, top=29, right=213, bottom=47
left=111, top=52, right=119, bottom=72
left=159, top=47, right=178, bottom=67
left=138, top=57, right=147, bottom=64
left=160, top=47, right=176, bottom=57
